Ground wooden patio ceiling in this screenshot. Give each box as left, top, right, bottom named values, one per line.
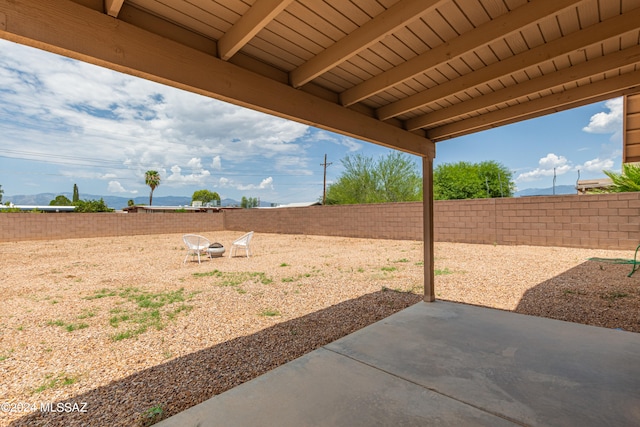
left=1, top=0, right=640, bottom=158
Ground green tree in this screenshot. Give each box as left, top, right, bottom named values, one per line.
left=72, top=184, right=79, bottom=203
left=434, top=161, right=514, bottom=200
left=192, top=189, right=221, bottom=205
left=74, top=198, right=114, bottom=212
left=241, top=196, right=258, bottom=208
left=144, top=170, right=161, bottom=206
left=603, top=163, right=640, bottom=192
left=50, top=195, right=72, bottom=206
left=325, top=152, right=422, bottom=205
left=0, top=184, right=3, bottom=204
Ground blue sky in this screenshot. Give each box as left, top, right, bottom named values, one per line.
left=0, top=38, right=623, bottom=204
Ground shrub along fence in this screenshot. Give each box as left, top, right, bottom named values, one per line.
left=1, top=193, right=638, bottom=250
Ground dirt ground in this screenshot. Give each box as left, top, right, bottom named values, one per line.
left=0, top=232, right=638, bottom=426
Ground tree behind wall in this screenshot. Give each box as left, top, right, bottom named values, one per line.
left=241, top=197, right=259, bottom=208
left=144, top=170, right=161, bottom=206
left=74, top=198, right=114, bottom=212
left=72, top=184, right=79, bottom=203
left=50, top=195, right=72, bottom=206
left=192, top=189, right=221, bottom=205
left=434, top=161, right=514, bottom=200
left=325, top=152, right=422, bottom=204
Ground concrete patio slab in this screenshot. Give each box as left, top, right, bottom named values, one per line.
left=157, top=301, right=640, bottom=426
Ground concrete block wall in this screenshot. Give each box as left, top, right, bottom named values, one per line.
left=434, top=198, right=496, bottom=244
left=494, top=193, right=640, bottom=249
left=224, top=202, right=424, bottom=240
left=223, top=193, right=640, bottom=250
left=1, top=193, right=638, bottom=250
left=0, top=212, right=224, bottom=242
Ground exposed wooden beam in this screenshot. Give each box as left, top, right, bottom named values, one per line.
left=218, top=0, right=293, bottom=61
left=289, top=0, right=444, bottom=88
left=117, top=4, right=217, bottom=56
left=377, top=7, right=640, bottom=121
left=340, top=0, right=583, bottom=107
left=104, top=0, right=123, bottom=17
left=0, top=0, right=433, bottom=158
left=407, top=44, right=640, bottom=131
left=426, top=70, right=640, bottom=141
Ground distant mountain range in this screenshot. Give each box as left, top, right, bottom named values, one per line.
left=5, top=186, right=577, bottom=208
left=514, top=185, right=577, bottom=197
left=3, top=193, right=266, bottom=209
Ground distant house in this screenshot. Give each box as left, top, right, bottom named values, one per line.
left=575, top=178, right=613, bottom=195
left=0, top=204, right=75, bottom=212
left=259, top=201, right=322, bottom=209
left=122, top=205, right=225, bottom=213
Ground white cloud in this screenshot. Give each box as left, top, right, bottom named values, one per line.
left=259, top=177, right=274, bottom=189
left=0, top=38, right=311, bottom=196
left=60, top=169, right=108, bottom=180
left=212, top=155, right=222, bottom=170
left=516, top=153, right=573, bottom=182
left=215, top=176, right=275, bottom=191
left=107, top=181, right=128, bottom=193
left=274, top=156, right=313, bottom=175
left=579, top=157, right=614, bottom=173
left=341, top=139, right=363, bottom=152
left=166, top=165, right=211, bottom=185
left=575, top=98, right=624, bottom=176
left=238, top=176, right=274, bottom=191
left=312, top=130, right=363, bottom=152
left=583, top=98, right=623, bottom=134
left=538, top=153, right=568, bottom=169
left=187, top=158, right=202, bottom=169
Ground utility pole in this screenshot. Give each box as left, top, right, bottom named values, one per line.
left=321, top=154, right=332, bottom=205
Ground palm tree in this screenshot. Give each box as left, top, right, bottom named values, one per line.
left=144, top=170, right=161, bottom=205
left=604, top=163, right=640, bottom=192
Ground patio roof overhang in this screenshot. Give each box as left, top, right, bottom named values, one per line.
left=1, top=0, right=639, bottom=301
left=2, top=0, right=639, bottom=155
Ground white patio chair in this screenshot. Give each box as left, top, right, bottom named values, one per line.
left=182, top=234, right=211, bottom=264
left=229, top=231, right=254, bottom=258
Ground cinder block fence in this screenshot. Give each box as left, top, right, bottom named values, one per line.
left=1, top=193, right=638, bottom=250
left=0, top=212, right=224, bottom=242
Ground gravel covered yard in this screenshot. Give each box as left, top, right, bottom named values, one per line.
left=1, top=232, right=638, bottom=426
